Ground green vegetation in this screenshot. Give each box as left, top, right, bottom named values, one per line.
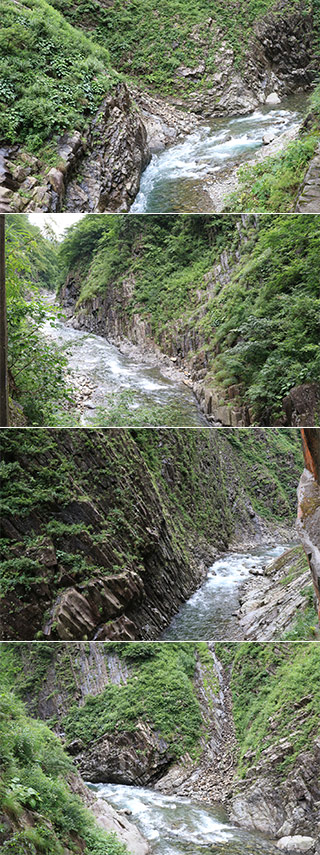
left=216, top=643, right=320, bottom=776
left=5, top=216, right=73, bottom=424
left=1, top=643, right=319, bottom=800
left=226, top=90, right=320, bottom=211
left=49, top=0, right=305, bottom=95
left=0, top=0, right=115, bottom=151
left=0, top=690, right=127, bottom=855
left=58, top=214, right=320, bottom=424
left=0, top=428, right=303, bottom=636
left=62, top=643, right=202, bottom=757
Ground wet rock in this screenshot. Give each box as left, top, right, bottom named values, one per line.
left=263, top=131, right=276, bottom=144
left=91, top=798, right=150, bottom=855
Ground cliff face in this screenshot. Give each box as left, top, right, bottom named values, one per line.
left=60, top=214, right=320, bottom=428
left=0, top=428, right=303, bottom=641
left=1, top=83, right=150, bottom=214
left=297, top=429, right=320, bottom=620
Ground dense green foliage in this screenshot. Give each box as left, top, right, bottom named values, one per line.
left=1, top=643, right=319, bottom=796
left=5, top=217, right=71, bottom=424
left=62, top=644, right=202, bottom=757
left=0, top=0, right=115, bottom=151
left=59, top=214, right=320, bottom=423
left=216, top=643, right=320, bottom=776
left=0, top=691, right=127, bottom=855
left=49, top=0, right=306, bottom=94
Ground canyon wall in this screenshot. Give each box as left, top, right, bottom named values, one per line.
left=297, top=428, right=320, bottom=619
left=60, top=214, right=320, bottom=427
left=1, top=642, right=319, bottom=849
left=0, top=428, right=302, bottom=640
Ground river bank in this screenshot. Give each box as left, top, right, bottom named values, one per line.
left=42, top=304, right=208, bottom=426
left=131, top=95, right=304, bottom=213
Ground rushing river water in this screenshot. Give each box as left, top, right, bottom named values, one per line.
left=163, top=544, right=290, bottom=640
left=88, top=783, right=278, bottom=855
left=131, top=96, right=304, bottom=213
left=42, top=314, right=206, bottom=425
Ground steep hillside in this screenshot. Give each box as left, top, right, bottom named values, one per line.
left=0, top=427, right=303, bottom=640
left=1, top=0, right=318, bottom=213
left=48, top=0, right=318, bottom=108
left=0, top=687, right=149, bottom=855
left=0, top=0, right=149, bottom=214
left=58, top=214, right=320, bottom=426
left=1, top=642, right=319, bottom=847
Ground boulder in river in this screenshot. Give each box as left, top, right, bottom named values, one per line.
left=263, top=131, right=276, bottom=144
left=265, top=92, right=281, bottom=105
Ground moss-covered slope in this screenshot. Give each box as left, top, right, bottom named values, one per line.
left=0, top=642, right=319, bottom=839
left=0, top=427, right=303, bottom=640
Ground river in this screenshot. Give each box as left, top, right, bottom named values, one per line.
left=88, top=783, right=279, bottom=855
left=162, top=544, right=290, bottom=640
left=131, top=95, right=305, bottom=213
left=42, top=314, right=206, bottom=425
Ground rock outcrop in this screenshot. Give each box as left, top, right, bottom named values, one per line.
left=77, top=722, right=173, bottom=786
left=60, top=215, right=320, bottom=428
left=174, top=1, right=316, bottom=117
left=235, top=545, right=312, bottom=640
left=0, top=83, right=150, bottom=214
left=230, top=737, right=320, bottom=843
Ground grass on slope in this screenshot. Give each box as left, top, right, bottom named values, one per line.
left=225, top=85, right=320, bottom=212
left=49, top=0, right=304, bottom=95
left=60, top=644, right=203, bottom=758
left=0, top=691, right=127, bottom=855
left=216, top=643, right=320, bottom=777
left=0, top=0, right=116, bottom=152
left=60, top=214, right=320, bottom=423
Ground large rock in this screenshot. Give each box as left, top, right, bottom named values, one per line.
left=44, top=571, right=145, bottom=640
left=297, top=430, right=320, bottom=619
left=277, top=837, right=315, bottom=852
left=77, top=721, right=173, bottom=786
left=1, top=83, right=150, bottom=213
left=91, top=797, right=150, bottom=855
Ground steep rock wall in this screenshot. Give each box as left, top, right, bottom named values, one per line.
left=0, top=428, right=302, bottom=641
left=61, top=214, right=319, bottom=427
left=0, top=83, right=150, bottom=214
left=3, top=643, right=319, bottom=848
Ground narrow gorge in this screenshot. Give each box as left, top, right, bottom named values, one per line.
left=1, top=426, right=319, bottom=642
left=0, top=642, right=319, bottom=855
left=54, top=214, right=320, bottom=429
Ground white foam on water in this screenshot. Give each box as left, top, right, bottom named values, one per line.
left=131, top=101, right=302, bottom=212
